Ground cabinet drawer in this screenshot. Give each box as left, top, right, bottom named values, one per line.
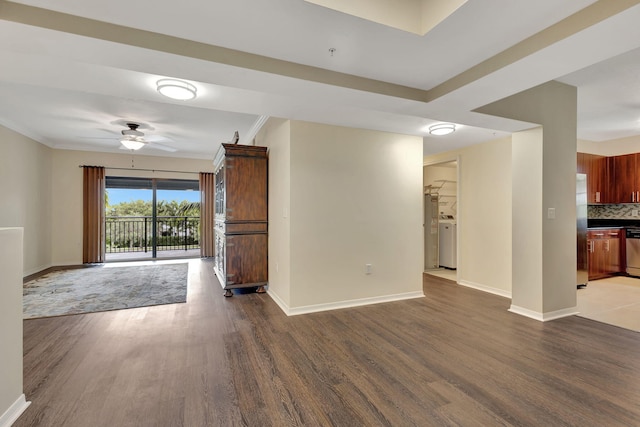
left=588, top=229, right=622, bottom=239
left=588, top=231, right=607, bottom=239
left=225, top=222, right=267, bottom=234
left=216, top=221, right=268, bottom=235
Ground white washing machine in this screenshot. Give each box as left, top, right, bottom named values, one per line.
left=438, top=222, right=457, bottom=269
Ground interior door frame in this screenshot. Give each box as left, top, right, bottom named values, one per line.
left=423, top=155, right=461, bottom=284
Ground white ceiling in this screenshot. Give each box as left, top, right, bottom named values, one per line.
left=1, top=0, right=640, bottom=159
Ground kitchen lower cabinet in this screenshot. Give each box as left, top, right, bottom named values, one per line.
left=606, top=231, right=622, bottom=276
left=588, top=228, right=624, bottom=280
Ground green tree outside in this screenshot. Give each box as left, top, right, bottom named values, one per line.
left=107, top=199, right=200, bottom=217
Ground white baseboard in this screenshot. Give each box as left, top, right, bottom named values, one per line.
left=267, top=290, right=425, bottom=316
left=458, top=280, right=512, bottom=299
left=509, top=304, right=579, bottom=322
left=266, top=289, right=290, bottom=315
left=0, top=394, right=30, bottom=427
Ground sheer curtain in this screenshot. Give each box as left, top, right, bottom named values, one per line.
left=200, top=172, right=215, bottom=257
left=82, top=166, right=106, bottom=263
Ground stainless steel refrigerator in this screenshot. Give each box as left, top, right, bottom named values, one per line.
left=577, top=173, right=588, bottom=287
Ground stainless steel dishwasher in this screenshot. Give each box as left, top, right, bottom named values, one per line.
left=626, top=228, right=640, bottom=276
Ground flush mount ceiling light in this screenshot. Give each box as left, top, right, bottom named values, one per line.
left=120, top=137, right=146, bottom=150
left=429, top=123, right=456, bottom=136
left=156, top=79, right=197, bottom=101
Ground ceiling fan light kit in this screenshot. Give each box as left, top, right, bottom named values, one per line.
left=114, top=122, right=176, bottom=152
left=120, top=138, right=146, bottom=150
left=429, top=123, right=456, bottom=136
left=156, top=79, right=197, bottom=100
left=119, top=123, right=147, bottom=150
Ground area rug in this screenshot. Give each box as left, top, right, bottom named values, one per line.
left=23, top=263, right=188, bottom=319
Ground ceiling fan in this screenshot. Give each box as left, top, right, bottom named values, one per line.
left=119, top=122, right=177, bottom=152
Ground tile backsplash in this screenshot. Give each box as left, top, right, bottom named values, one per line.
left=588, top=204, right=640, bottom=219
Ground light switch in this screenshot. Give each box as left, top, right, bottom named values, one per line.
left=547, top=208, right=556, bottom=219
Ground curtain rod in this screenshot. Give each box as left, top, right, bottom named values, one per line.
left=79, top=165, right=202, bottom=174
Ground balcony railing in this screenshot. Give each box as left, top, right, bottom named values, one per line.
left=106, top=216, right=200, bottom=254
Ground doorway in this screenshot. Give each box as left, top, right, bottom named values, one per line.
left=105, top=177, right=200, bottom=261
left=424, top=160, right=459, bottom=282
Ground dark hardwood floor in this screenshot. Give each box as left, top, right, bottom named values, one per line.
left=15, top=260, right=640, bottom=426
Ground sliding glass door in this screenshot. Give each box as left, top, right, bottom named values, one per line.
left=105, top=177, right=200, bottom=261
left=155, top=179, right=200, bottom=259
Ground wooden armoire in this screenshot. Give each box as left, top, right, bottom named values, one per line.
left=213, top=143, right=268, bottom=296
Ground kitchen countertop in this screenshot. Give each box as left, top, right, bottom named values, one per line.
left=588, top=219, right=640, bottom=228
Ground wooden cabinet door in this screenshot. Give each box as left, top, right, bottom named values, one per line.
left=612, top=154, right=637, bottom=203
left=224, top=234, right=268, bottom=286
left=605, top=229, right=624, bottom=274
left=577, top=153, right=609, bottom=203
left=588, top=229, right=624, bottom=280
left=224, top=156, right=267, bottom=222
left=588, top=230, right=609, bottom=280
left=588, top=237, right=607, bottom=280
left=606, top=237, right=621, bottom=275
left=590, top=155, right=609, bottom=203
left=604, top=157, right=614, bottom=204
left=577, top=152, right=587, bottom=174
left=635, top=154, right=640, bottom=202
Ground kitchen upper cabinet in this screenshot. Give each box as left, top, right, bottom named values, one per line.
left=612, top=153, right=640, bottom=203
left=590, top=155, right=609, bottom=203
left=577, top=152, right=587, bottom=174
left=577, top=152, right=609, bottom=203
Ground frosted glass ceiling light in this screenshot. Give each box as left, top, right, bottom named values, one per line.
left=120, top=137, right=146, bottom=150
left=428, top=123, right=456, bottom=136
left=156, top=79, right=197, bottom=101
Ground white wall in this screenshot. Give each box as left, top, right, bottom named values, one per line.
left=424, top=137, right=513, bottom=296
left=306, top=0, right=465, bottom=35
left=477, top=81, right=578, bottom=318
left=578, top=135, right=640, bottom=156
left=0, top=126, right=52, bottom=276
left=255, top=118, right=292, bottom=307
left=511, top=128, right=544, bottom=311
left=287, top=121, right=424, bottom=311
left=0, top=228, right=30, bottom=426
left=51, top=150, right=214, bottom=266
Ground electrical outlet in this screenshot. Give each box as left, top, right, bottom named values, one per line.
left=365, top=264, right=373, bottom=275
left=547, top=208, right=556, bottom=219
left=633, top=210, right=639, bottom=217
